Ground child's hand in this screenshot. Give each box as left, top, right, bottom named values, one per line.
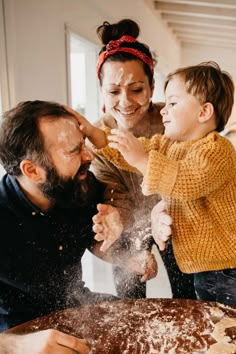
left=92, top=204, right=123, bottom=252
left=63, top=105, right=93, bottom=136
left=108, top=128, right=148, bottom=174
left=63, top=105, right=106, bottom=148
left=151, top=200, right=172, bottom=251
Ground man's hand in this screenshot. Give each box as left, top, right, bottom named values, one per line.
left=92, top=204, right=123, bottom=252
left=108, top=128, right=148, bottom=174
left=151, top=200, right=172, bottom=251
left=126, top=250, right=158, bottom=282
left=1, top=329, right=89, bottom=354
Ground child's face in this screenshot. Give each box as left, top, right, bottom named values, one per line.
left=161, top=76, right=204, bottom=141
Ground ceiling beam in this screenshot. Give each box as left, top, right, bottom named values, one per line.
left=147, top=0, right=236, bottom=49
left=162, top=13, right=236, bottom=26
left=166, top=19, right=236, bottom=31
left=168, top=22, right=236, bottom=32
left=174, top=29, right=236, bottom=39
left=154, top=0, right=236, bottom=8
left=179, top=37, right=236, bottom=49
left=154, top=1, right=236, bottom=19
left=176, top=32, right=236, bottom=43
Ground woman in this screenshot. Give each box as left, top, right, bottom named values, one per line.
left=90, top=18, right=196, bottom=300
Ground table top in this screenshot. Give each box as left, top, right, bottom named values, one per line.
left=7, top=298, right=236, bottom=354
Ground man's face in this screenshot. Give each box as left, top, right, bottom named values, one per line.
left=38, top=116, right=94, bottom=207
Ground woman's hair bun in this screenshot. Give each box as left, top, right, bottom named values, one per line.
left=97, top=19, right=140, bottom=45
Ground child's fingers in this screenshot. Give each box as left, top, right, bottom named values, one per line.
left=161, top=214, right=172, bottom=226
left=108, top=133, right=128, bottom=146
left=152, top=200, right=167, bottom=214
left=79, top=124, right=87, bottom=133
left=159, top=224, right=172, bottom=240
left=63, top=105, right=93, bottom=134
left=108, top=142, right=121, bottom=149
left=111, top=128, right=130, bottom=137
left=110, top=128, right=135, bottom=144
left=63, top=105, right=85, bottom=123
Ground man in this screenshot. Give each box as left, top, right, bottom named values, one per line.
left=0, top=101, right=157, bottom=353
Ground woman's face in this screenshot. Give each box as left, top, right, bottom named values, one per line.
left=101, top=60, right=154, bottom=129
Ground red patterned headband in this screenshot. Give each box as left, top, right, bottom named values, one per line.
left=96, top=35, right=154, bottom=79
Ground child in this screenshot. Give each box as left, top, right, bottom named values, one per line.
left=69, top=62, right=236, bottom=305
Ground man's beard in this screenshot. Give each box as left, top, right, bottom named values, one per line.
left=39, top=162, right=91, bottom=208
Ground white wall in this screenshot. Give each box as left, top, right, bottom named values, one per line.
left=181, top=43, right=236, bottom=76
left=2, top=0, right=181, bottom=108
left=181, top=43, right=236, bottom=124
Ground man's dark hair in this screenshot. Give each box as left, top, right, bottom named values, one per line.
left=0, top=100, right=74, bottom=176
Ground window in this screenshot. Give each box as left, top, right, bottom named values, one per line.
left=66, top=26, right=102, bottom=122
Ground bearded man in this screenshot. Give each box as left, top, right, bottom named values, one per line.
left=0, top=101, right=157, bottom=353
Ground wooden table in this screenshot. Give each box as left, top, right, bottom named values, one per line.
left=7, top=298, right=236, bottom=353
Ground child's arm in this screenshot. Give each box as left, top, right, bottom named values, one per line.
left=107, top=128, right=148, bottom=174
left=64, top=105, right=107, bottom=148
left=95, top=128, right=162, bottom=174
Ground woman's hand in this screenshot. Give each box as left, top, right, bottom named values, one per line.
left=108, top=128, right=148, bottom=174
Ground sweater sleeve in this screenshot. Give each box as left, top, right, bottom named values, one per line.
left=142, top=134, right=236, bottom=200
left=95, top=127, right=140, bottom=173
left=95, top=130, right=163, bottom=173
left=139, top=134, right=162, bottom=152
left=96, top=145, right=139, bottom=173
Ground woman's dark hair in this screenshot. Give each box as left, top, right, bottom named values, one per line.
left=0, top=100, right=74, bottom=176
left=97, top=19, right=153, bottom=86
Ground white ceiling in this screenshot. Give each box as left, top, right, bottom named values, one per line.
left=145, top=0, right=236, bottom=48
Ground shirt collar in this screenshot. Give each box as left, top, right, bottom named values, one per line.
left=6, top=174, right=46, bottom=216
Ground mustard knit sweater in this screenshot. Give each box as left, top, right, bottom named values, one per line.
left=97, top=131, right=236, bottom=274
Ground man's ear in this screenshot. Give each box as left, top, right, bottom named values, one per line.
left=20, top=160, right=46, bottom=182
left=199, top=102, right=214, bottom=123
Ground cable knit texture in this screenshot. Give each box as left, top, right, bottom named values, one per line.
left=97, top=130, right=236, bottom=273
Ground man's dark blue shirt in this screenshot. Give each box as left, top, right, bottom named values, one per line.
left=0, top=172, right=104, bottom=330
